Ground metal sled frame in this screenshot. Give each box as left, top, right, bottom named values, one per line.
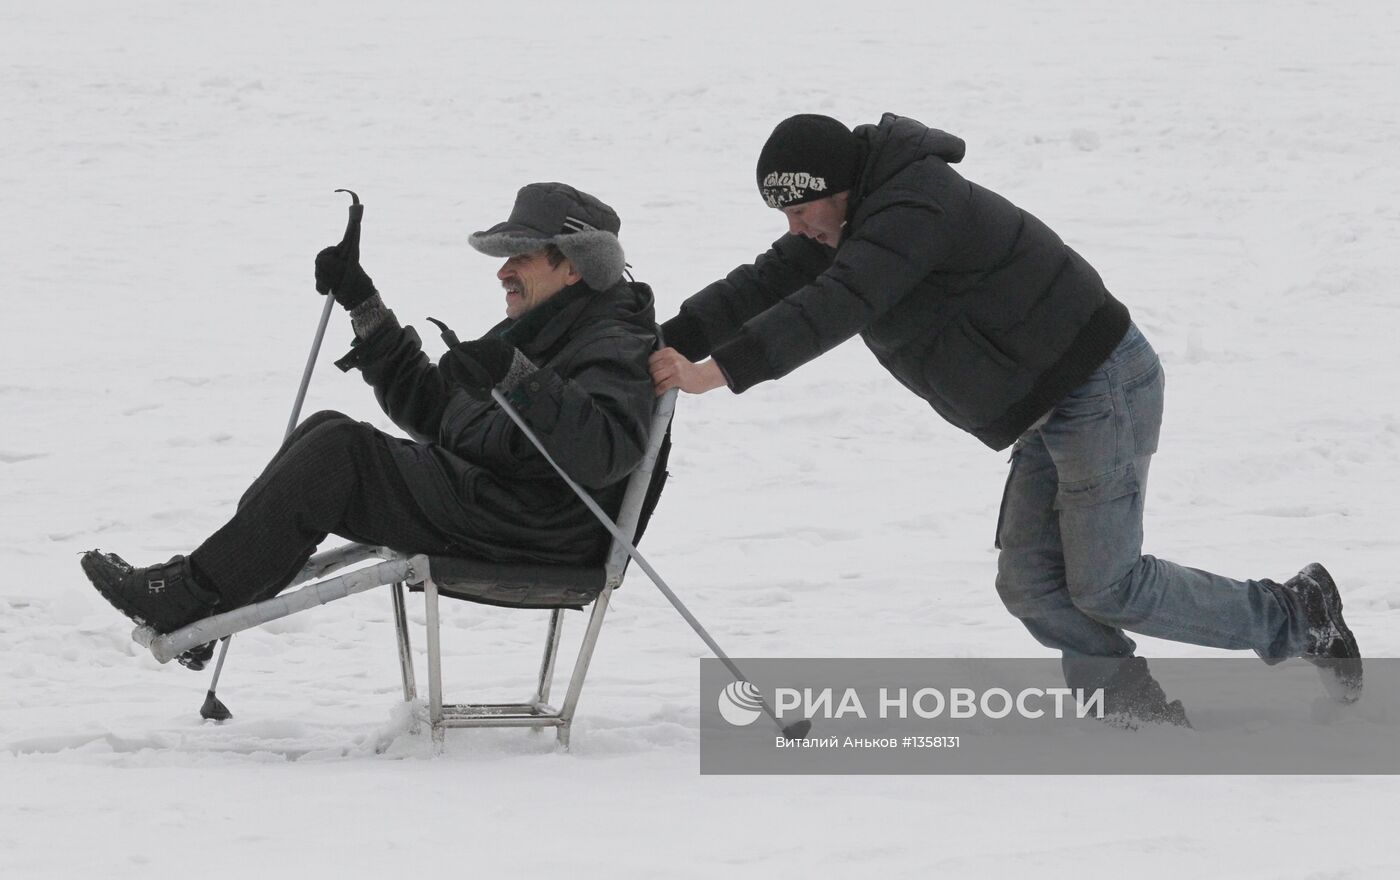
left=136, top=390, right=677, bottom=751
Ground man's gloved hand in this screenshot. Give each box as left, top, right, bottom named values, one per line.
left=440, top=338, right=519, bottom=400
left=314, top=246, right=378, bottom=311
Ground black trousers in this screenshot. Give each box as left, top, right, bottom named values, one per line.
left=189, top=410, right=457, bottom=608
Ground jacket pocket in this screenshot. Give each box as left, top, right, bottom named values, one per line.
left=962, top=319, right=1017, bottom=371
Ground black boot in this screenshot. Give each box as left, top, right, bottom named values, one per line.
left=80, top=550, right=219, bottom=634
left=1097, top=657, right=1192, bottom=730
left=1277, top=563, right=1362, bottom=703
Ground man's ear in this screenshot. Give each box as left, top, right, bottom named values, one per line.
left=562, top=259, right=583, bottom=285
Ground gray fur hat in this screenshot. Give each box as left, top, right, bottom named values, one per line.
left=468, top=182, right=626, bottom=290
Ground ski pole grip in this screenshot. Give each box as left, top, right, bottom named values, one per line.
left=426, top=317, right=461, bottom=347
left=334, top=188, right=364, bottom=262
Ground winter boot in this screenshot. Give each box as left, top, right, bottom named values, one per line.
left=1096, top=656, right=1192, bottom=730
left=80, top=550, right=219, bottom=634
left=1277, top=563, right=1362, bottom=703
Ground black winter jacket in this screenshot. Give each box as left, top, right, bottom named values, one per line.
left=339, top=280, right=658, bottom=564
left=664, top=113, right=1130, bottom=450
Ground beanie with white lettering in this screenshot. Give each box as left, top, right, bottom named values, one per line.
left=755, top=114, right=859, bottom=209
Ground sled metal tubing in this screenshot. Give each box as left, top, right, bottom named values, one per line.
left=187, top=544, right=389, bottom=680
left=391, top=582, right=417, bottom=703
left=487, top=388, right=790, bottom=734
left=293, top=542, right=397, bottom=588
left=558, top=585, right=614, bottom=729
left=137, top=557, right=414, bottom=664
left=415, top=555, right=614, bottom=748
left=404, top=393, right=678, bottom=749
left=438, top=713, right=564, bottom=729
left=533, top=609, right=564, bottom=705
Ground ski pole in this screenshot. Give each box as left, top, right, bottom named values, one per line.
left=199, top=189, right=364, bottom=722
left=489, top=387, right=811, bottom=741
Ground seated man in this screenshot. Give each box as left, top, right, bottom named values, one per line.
left=82, top=183, right=658, bottom=641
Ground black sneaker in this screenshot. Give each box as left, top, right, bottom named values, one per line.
left=81, top=550, right=219, bottom=635
left=1279, top=563, right=1362, bottom=702
left=1097, top=657, right=1193, bottom=730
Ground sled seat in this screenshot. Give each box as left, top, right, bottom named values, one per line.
left=412, top=558, right=605, bottom=610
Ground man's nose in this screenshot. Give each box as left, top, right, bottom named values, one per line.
left=786, top=215, right=804, bottom=236
left=497, top=262, right=511, bottom=280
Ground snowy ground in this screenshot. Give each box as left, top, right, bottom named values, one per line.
left=3, top=1, right=1399, bottom=877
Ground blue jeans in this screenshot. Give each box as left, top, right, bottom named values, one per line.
left=994, top=324, right=1306, bottom=688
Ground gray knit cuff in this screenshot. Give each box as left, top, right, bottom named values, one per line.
left=498, top=348, right=537, bottom=393
left=349, top=294, right=399, bottom=339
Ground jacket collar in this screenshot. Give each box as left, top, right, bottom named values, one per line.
left=499, top=281, right=595, bottom=357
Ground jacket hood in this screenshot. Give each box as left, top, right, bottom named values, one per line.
left=583, top=279, right=656, bottom=333
left=852, top=113, right=966, bottom=195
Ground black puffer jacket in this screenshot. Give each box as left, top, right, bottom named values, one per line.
left=339, top=280, right=658, bottom=564
left=664, top=113, right=1130, bottom=450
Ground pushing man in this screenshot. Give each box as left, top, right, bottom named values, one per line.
left=649, top=113, right=1361, bottom=723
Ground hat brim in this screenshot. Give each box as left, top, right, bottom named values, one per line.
left=467, top=222, right=555, bottom=258
left=467, top=223, right=627, bottom=291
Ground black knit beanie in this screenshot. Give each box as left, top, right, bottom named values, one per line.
left=755, top=114, right=859, bottom=209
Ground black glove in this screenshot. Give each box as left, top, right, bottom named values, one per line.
left=440, top=338, right=518, bottom=400
left=315, top=246, right=378, bottom=311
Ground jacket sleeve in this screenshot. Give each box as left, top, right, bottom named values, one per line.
left=438, top=330, right=656, bottom=490
left=712, top=160, right=960, bottom=392
left=661, top=233, right=832, bottom=361
left=338, top=323, right=453, bottom=444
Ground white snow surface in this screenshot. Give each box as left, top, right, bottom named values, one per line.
left=4, top=1, right=1400, bottom=877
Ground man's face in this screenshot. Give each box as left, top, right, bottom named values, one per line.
left=498, top=248, right=579, bottom=319
left=780, top=191, right=850, bottom=247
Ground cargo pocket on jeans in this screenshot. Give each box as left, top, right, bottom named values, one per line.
left=1053, top=461, right=1140, bottom=510
left=994, top=448, right=1020, bottom=550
